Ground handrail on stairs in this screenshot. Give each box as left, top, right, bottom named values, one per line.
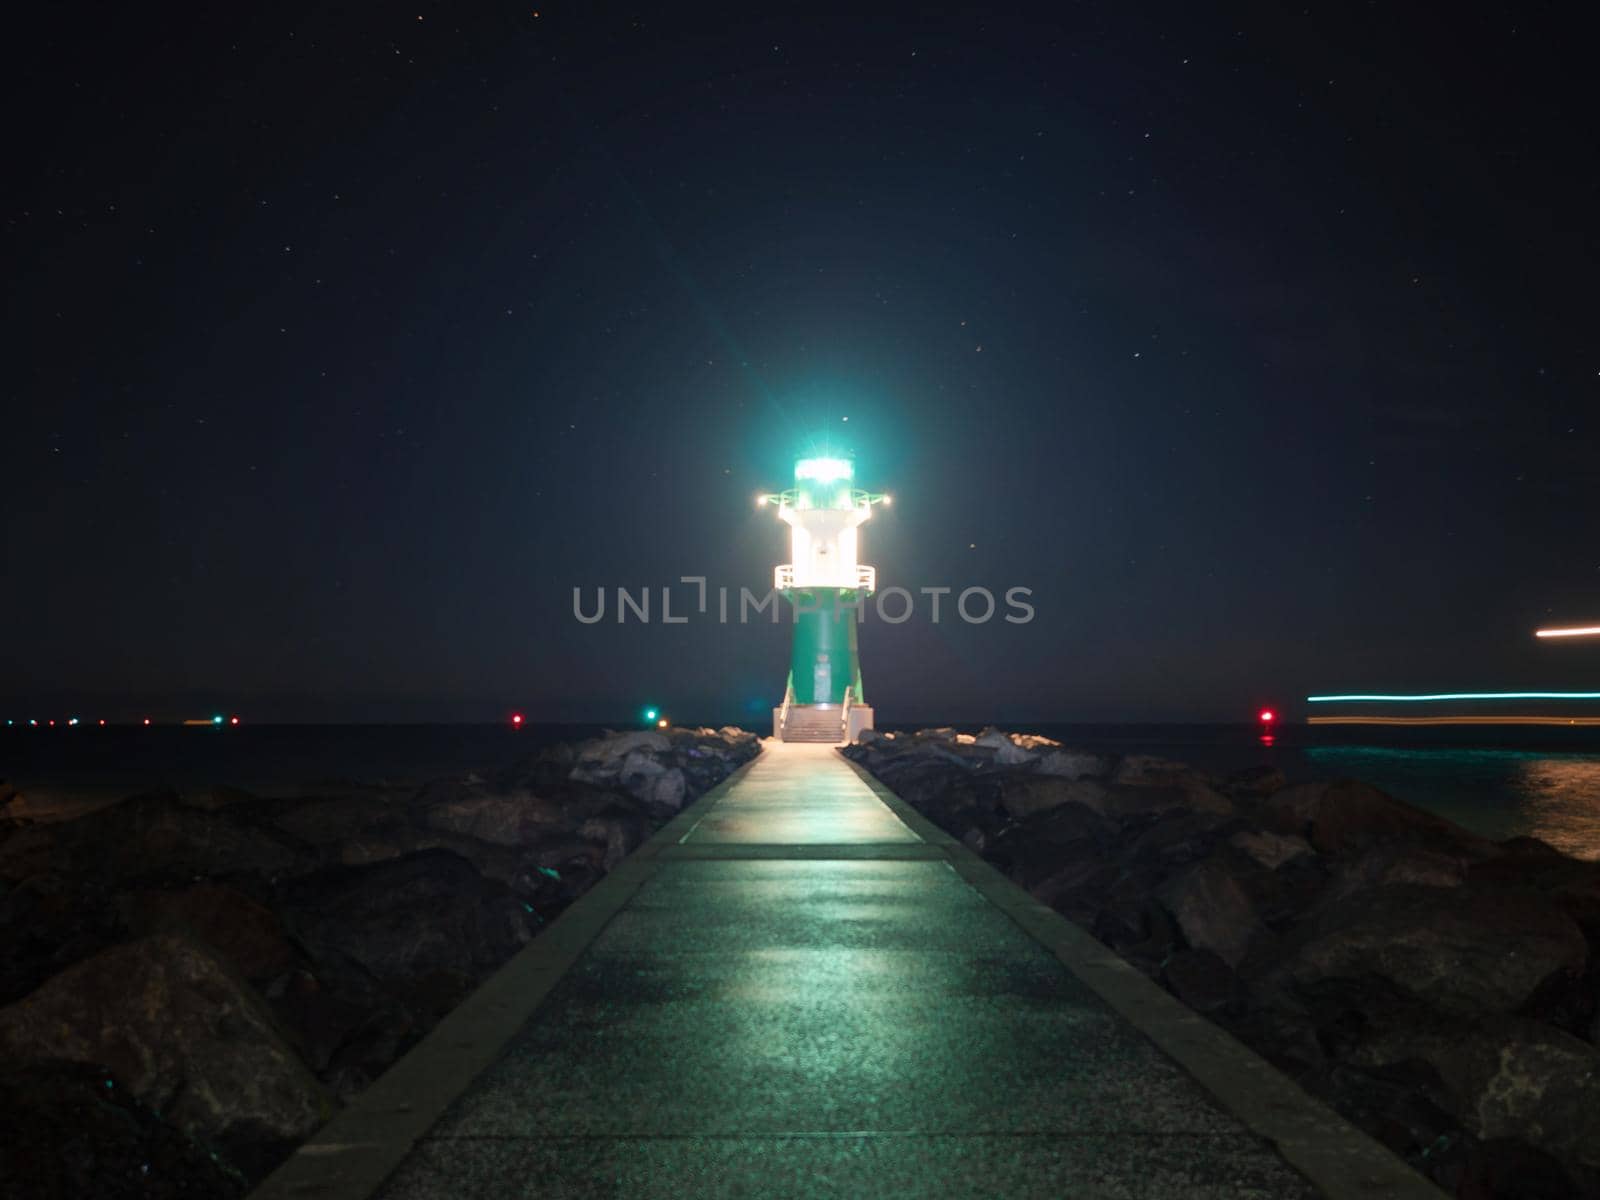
left=840, top=685, right=852, bottom=741
left=779, top=676, right=794, bottom=740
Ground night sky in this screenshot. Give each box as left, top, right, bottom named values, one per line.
left=5, top=4, right=1597, bottom=725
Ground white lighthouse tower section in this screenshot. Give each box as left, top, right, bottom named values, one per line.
left=775, top=502, right=875, bottom=592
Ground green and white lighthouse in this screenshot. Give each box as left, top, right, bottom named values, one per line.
left=760, top=454, right=890, bottom=742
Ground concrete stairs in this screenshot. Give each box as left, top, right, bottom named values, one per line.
left=781, top=704, right=845, bottom=743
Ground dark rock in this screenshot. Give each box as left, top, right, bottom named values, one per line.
left=1111, top=755, right=1203, bottom=786
left=1064, top=778, right=1233, bottom=822
left=0, top=933, right=330, bottom=1175
left=0, top=1061, right=247, bottom=1199
left=116, top=882, right=299, bottom=983
left=1555, top=871, right=1600, bottom=941
left=1222, top=765, right=1287, bottom=798
left=1158, top=856, right=1267, bottom=969
left=1218, top=984, right=1328, bottom=1078
left=990, top=802, right=1113, bottom=889
left=1258, top=779, right=1478, bottom=856
left=1470, top=841, right=1600, bottom=894
left=1296, top=1061, right=1459, bottom=1166
left=1235, top=850, right=1333, bottom=933
left=1351, top=1016, right=1600, bottom=1192
left=1033, top=748, right=1112, bottom=779
left=1163, top=948, right=1239, bottom=1015
left=1229, top=829, right=1314, bottom=870
left=1126, top=810, right=1234, bottom=869
left=973, top=726, right=1039, bottom=765
left=262, top=792, right=412, bottom=850
left=44, top=791, right=318, bottom=886
left=275, top=849, right=539, bottom=998
left=1093, top=870, right=1167, bottom=952
left=186, top=784, right=260, bottom=812
left=1030, top=858, right=1119, bottom=924
left=987, top=773, right=1081, bottom=821
left=0, top=872, right=127, bottom=1005
left=421, top=786, right=567, bottom=846
left=1320, top=843, right=1467, bottom=906
left=0, top=821, right=66, bottom=885
left=1281, top=885, right=1588, bottom=1017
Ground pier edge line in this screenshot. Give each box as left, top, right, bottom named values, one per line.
left=837, top=753, right=1449, bottom=1200
left=243, top=749, right=768, bottom=1200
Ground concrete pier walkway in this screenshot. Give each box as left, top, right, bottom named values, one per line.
left=254, top=743, right=1441, bottom=1200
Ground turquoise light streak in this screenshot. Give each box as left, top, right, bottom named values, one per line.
left=1308, top=692, right=1600, bottom=702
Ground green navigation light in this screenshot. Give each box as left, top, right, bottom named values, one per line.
left=795, top=457, right=853, bottom=482
left=643, top=707, right=659, bottom=722
left=212, top=714, right=224, bottom=724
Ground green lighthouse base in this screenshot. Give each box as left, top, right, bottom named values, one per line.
left=772, top=702, right=875, bottom=744
left=772, top=587, right=875, bottom=743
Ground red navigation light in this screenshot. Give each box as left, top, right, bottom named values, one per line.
left=142, top=717, right=152, bottom=726
left=229, top=716, right=240, bottom=726
left=511, top=713, right=524, bottom=727
left=48, top=719, right=55, bottom=726
left=1259, top=709, right=1276, bottom=724
left=98, top=719, right=106, bottom=726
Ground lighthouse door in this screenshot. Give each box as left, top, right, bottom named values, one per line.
left=813, top=655, right=832, bottom=704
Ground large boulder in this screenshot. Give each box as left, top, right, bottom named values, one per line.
left=563, top=727, right=750, bottom=814
left=1125, top=810, right=1236, bottom=869
left=990, top=802, right=1113, bottom=889
left=0, top=934, right=330, bottom=1174
left=0, top=872, right=126, bottom=1005
left=1229, top=829, right=1314, bottom=870
left=1158, top=857, right=1267, bottom=969
left=973, top=727, right=1037, bottom=766
left=569, top=731, right=670, bottom=782
left=1258, top=779, right=1477, bottom=856
left=1221, top=765, right=1288, bottom=798
left=41, top=792, right=317, bottom=886
left=0, top=1061, right=247, bottom=1199
left=1034, top=749, right=1110, bottom=779
left=987, top=773, right=1080, bottom=821
left=1350, top=1016, right=1600, bottom=1194
left=274, top=850, right=540, bottom=1000
left=420, top=786, right=564, bottom=846
left=1163, top=948, right=1239, bottom=1016
left=1069, top=779, right=1232, bottom=822
left=1320, top=843, right=1468, bottom=906
left=260, top=791, right=413, bottom=851
left=0, top=821, right=61, bottom=884
left=1280, top=885, right=1588, bottom=1017
left=1112, top=755, right=1207, bottom=787
left=116, top=882, right=299, bottom=984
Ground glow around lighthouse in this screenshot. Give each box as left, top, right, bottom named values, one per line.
left=759, top=453, right=889, bottom=742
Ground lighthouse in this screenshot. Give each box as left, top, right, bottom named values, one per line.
left=760, top=454, right=889, bottom=742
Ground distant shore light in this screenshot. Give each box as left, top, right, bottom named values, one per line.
left=1535, top=625, right=1600, bottom=639
left=1308, top=691, right=1600, bottom=702
left=1310, top=715, right=1600, bottom=726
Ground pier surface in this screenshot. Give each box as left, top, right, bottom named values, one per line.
left=253, top=742, right=1441, bottom=1200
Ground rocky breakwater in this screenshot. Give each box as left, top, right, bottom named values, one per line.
left=843, top=727, right=1600, bottom=1199
left=0, top=725, right=758, bottom=1197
